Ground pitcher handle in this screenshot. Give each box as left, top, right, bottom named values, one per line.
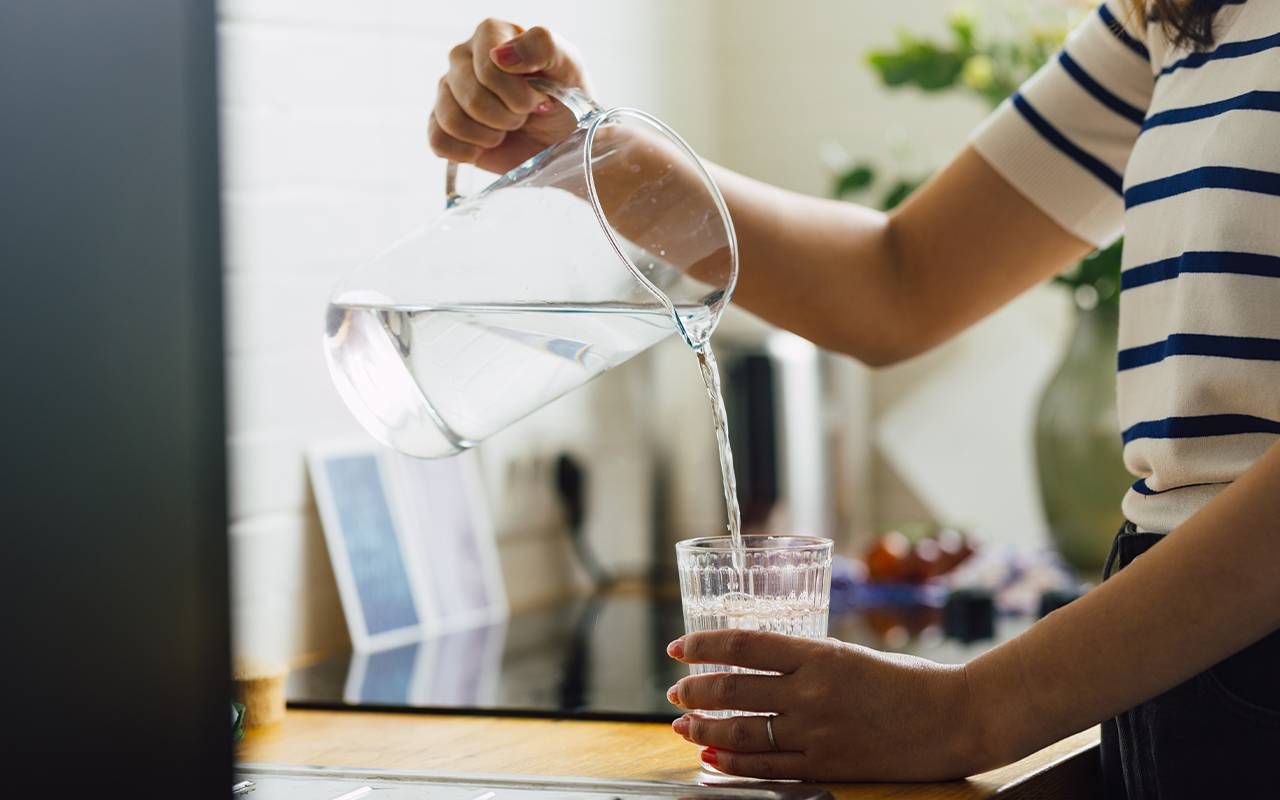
left=445, top=79, right=604, bottom=208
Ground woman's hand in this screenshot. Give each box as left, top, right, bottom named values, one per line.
left=666, top=630, right=995, bottom=781
left=429, top=19, right=592, bottom=174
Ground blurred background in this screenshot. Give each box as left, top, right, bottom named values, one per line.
left=222, top=0, right=1110, bottom=670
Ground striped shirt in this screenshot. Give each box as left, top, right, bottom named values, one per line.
left=971, top=0, right=1280, bottom=534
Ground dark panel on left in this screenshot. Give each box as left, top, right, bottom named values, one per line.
left=0, top=1, right=231, bottom=795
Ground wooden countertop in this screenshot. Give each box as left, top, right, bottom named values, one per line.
left=238, top=710, right=1099, bottom=799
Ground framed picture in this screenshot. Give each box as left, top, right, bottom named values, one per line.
left=383, top=450, right=508, bottom=632
left=308, top=441, right=507, bottom=651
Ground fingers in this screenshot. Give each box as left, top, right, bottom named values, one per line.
left=446, top=43, right=526, bottom=131
left=466, top=19, right=544, bottom=115
left=427, top=113, right=479, bottom=164
left=669, top=629, right=816, bottom=674
left=473, top=40, right=543, bottom=116
left=429, top=18, right=587, bottom=169
left=674, top=713, right=800, bottom=754
left=434, top=80, right=507, bottom=149
left=702, top=748, right=809, bottom=781
left=488, top=25, right=570, bottom=78
left=668, top=672, right=786, bottom=713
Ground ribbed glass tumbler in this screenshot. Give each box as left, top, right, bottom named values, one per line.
left=674, top=535, right=833, bottom=718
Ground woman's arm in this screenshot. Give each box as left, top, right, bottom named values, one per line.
left=665, top=440, right=1280, bottom=780
left=967, top=438, right=1280, bottom=769
left=430, top=20, right=1094, bottom=366
left=712, top=148, right=1091, bottom=364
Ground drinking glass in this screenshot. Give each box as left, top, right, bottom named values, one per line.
left=674, top=535, right=833, bottom=717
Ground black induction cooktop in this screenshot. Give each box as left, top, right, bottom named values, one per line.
left=286, top=589, right=1030, bottom=722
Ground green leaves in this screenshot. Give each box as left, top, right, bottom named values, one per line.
left=880, top=179, right=923, bottom=211
left=863, top=8, right=1065, bottom=110
left=1053, top=238, right=1124, bottom=305
left=868, top=34, right=970, bottom=92
left=866, top=10, right=981, bottom=93
left=836, top=5, right=1115, bottom=298
left=832, top=162, right=924, bottom=211
left=834, top=164, right=876, bottom=197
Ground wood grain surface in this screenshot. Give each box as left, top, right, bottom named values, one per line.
left=238, top=710, right=1099, bottom=799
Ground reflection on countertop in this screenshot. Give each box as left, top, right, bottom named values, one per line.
left=287, top=587, right=1032, bottom=722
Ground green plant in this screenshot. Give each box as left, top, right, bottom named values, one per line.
left=867, top=9, right=1065, bottom=107
left=835, top=5, right=1120, bottom=302
left=1057, top=237, right=1122, bottom=304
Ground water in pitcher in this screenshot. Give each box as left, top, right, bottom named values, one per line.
left=324, top=300, right=713, bottom=458
left=325, top=300, right=749, bottom=574
left=323, top=181, right=749, bottom=571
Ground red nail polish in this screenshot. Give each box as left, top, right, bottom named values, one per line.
left=666, top=639, right=685, bottom=658
left=701, top=748, right=719, bottom=768
left=666, top=683, right=680, bottom=705
left=672, top=716, right=690, bottom=737
left=491, top=44, right=520, bottom=66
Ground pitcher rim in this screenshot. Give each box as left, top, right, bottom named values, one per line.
left=581, top=107, right=739, bottom=348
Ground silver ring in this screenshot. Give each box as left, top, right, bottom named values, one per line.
left=765, top=715, right=779, bottom=752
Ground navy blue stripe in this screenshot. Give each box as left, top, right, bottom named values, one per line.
left=1159, top=31, right=1280, bottom=76
left=1143, top=90, right=1280, bottom=131
left=1118, top=334, right=1280, bottom=371
left=1012, top=93, right=1124, bottom=196
left=1125, top=167, right=1280, bottom=208
left=1058, top=51, right=1146, bottom=125
left=1122, top=413, right=1280, bottom=444
left=1122, top=251, right=1280, bottom=290
left=1098, top=4, right=1150, bottom=61
left=1130, top=478, right=1230, bottom=496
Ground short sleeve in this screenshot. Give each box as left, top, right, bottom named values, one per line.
left=970, top=0, right=1155, bottom=247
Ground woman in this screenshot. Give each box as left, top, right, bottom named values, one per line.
left=429, top=2, right=1280, bottom=794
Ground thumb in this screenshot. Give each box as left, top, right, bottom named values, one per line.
left=489, top=26, right=574, bottom=80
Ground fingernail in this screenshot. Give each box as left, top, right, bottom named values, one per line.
left=666, top=683, right=680, bottom=705
left=534, top=100, right=554, bottom=114
left=491, top=43, right=520, bottom=66
left=701, top=748, right=719, bottom=768
left=672, top=715, right=690, bottom=737
left=666, top=638, right=685, bottom=659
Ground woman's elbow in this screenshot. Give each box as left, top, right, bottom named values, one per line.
left=826, top=332, right=925, bottom=369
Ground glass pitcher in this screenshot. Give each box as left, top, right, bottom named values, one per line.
left=324, top=80, right=738, bottom=458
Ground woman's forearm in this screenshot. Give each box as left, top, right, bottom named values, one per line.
left=966, top=440, right=1280, bottom=769
left=587, top=141, right=1090, bottom=365
left=711, top=145, right=1090, bottom=363
left=711, top=147, right=1091, bottom=365
left=707, top=164, right=901, bottom=361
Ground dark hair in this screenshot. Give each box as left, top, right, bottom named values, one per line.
left=1136, top=0, right=1228, bottom=49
